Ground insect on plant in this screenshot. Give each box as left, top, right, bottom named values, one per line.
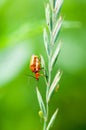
left=29, top=0, right=63, bottom=130
left=30, top=55, right=47, bottom=80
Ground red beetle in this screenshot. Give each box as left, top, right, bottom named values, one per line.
left=30, top=55, right=41, bottom=80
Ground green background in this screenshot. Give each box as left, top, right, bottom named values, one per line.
left=0, top=0, right=86, bottom=130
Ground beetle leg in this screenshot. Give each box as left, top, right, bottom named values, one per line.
left=40, top=73, right=48, bottom=78
left=40, top=67, right=44, bottom=70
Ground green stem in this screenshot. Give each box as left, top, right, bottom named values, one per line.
left=43, top=54, right=51, bottom=130
left=43, top=1, right=54, bottom=129
left=43, top=120, right=47, bottom=130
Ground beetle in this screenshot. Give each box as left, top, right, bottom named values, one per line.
left=30, top=55, right=42, bottom=80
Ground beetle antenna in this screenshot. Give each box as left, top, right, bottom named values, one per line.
left=25, top=74, right=36, bottom=79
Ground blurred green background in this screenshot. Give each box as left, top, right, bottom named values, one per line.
left=0, top=0, right=86, bottom=130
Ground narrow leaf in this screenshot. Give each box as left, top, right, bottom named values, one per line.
left=47, top=70, right=62, bottom=102
left=47, top=108, right=59, bottom=130
left=49, top=0, right=53, bottom=9
left=40, top=55, right=48, bottom=83
left=49, top=0, right=55, bottom=9
left=43, top=28, right=50, bottom=56
left=51, top=41, right=62, bottom=69
left=36, top=87, right=46, bottom=116
left=45, top=3, right=52, bottom=32
left=52, top=16, right=62, bottom=44
left=55, top=0, right=63, bottom=16
left=40, top=55, right=45, bottom=69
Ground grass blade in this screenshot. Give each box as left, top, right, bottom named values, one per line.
left=45, top=3, right=52, bottom=32
left=43, top=28, right=50, bottom=56
left=49, top=0, right=53, bottom=9
left=36, top=87, right=46, bottom=116
left=40, top=55, right=45, bottom=69
left=47, top=70, right=62, bottom=102
left=51, top=41, right=62, bottom=69
left=47, top=108, right=59, bottom=130
left=55, top=0, right=63, bottom=16
left=40, top=55, right=48, bottom=82
left=52, top=16, right=62, bottom=44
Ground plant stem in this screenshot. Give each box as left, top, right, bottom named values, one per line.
left=43, top=120, right=46, bottom=130
left=43, top=0, right=61, bottom=129
left=43, top=50, right=51, bottom=130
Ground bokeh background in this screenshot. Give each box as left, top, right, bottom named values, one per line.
left=0, top=0, right=86, bottom=130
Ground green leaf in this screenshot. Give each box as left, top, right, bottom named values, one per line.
left=43, top=28, right=50, bottom=56
left=40, top=55, right=48, bottom=82
left=55, top=0, right=63, bottom=16
left=51, top=41, right=62, bottom=69
left=36, top=87, right=46, bottom=117
left=45, top=3, right=52, bottom=32
left=47, top=108, right=59, bottom=130
left=47, top=70, right=62, bottom=102
left=40, top=55, right=45, bottom=69
left=49, top=0, right=53, bottom=9
left=52, top=16, right=62, bottom=44
left=49, top=0, right=56, bottom=8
